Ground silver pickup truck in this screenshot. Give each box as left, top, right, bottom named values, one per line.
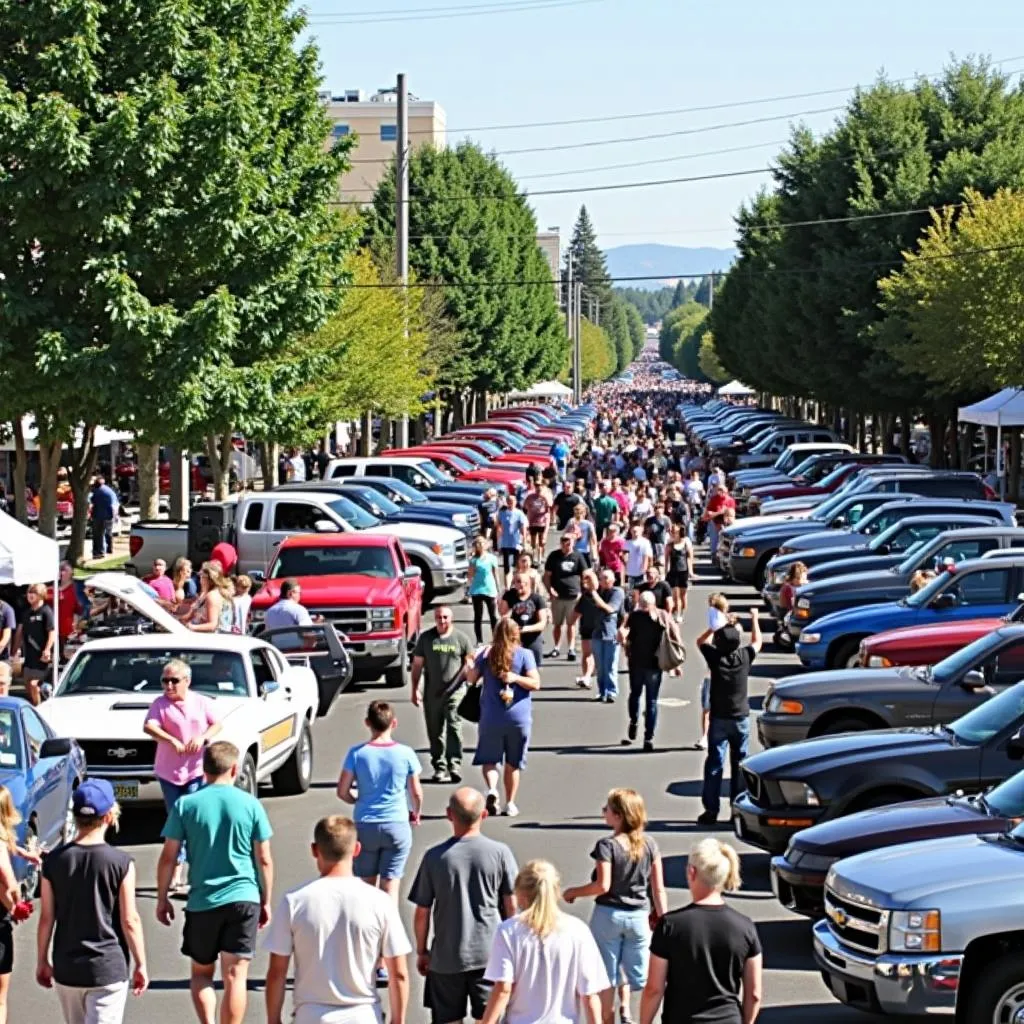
left=814, top=824, right=1024, bottom=1020
left=128, top=491, right=468, bottom=604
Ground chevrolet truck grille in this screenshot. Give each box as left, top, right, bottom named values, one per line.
left=824, top=886, right=888, bottom=954
left=78, top=739, right=157, bottom=771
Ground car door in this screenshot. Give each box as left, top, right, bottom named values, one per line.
left=930, top=639, right=1024, bottom=722
left=251, top=649, right=297, bottom=768
left=928, top=566, right=1016, bottom=625
left=21, top=707, right=65, bottom=848
left=979, top=696, right=1024, bottom=789
left=926, top=536, right=1001, bottom=572
left=395, top=540, right=423, bottom=634
left=235, top=500, right=265, bottom=574
left=267, top=500, right=326, bottom=563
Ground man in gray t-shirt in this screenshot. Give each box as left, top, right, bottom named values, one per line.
left=408, top=788, right=518, bottom=1024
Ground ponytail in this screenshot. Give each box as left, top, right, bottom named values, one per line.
left=688, top=838, right=741, bottom=892
left=516, top=859, right=563, bottom=938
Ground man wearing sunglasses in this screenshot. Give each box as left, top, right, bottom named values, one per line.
left=144, top=659, right=223, bottom=894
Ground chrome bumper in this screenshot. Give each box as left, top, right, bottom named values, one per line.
left=813, top=919, right=961, bottom=1015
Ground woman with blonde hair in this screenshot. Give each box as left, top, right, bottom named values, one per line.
left=466, top=618, right=540, bottom=818
left=0, top=784, right=38, bottom=1023
left=184, top=562, right=234, bottom=633
left=565, top=789, right=667, bottom=1024
left=169, top=556, right=197, bottom=606
left=640, top=839, right=762, bottom=1024
left=482, top=859, right=608, bottom=1024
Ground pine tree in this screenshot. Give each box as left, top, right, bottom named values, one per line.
left=563, top=205, right=613, bottom=313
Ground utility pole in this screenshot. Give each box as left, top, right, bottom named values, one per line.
left=574, top=280, right=583, bottom=404
left=708, top=271, right=714, bottom=311
left=566, top=260, right=575, bottom=398
left=595, top=298, right=600, bottom=326
left=395, top=72, right=410, bottom=447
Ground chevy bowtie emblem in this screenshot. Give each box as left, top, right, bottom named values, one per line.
left=107, top=747, right=136, bottom=758
left=828, top=905, right=848, bottom=928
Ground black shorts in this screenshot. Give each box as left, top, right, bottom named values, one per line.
left=0, top=921, right=11, bottom=975
left=182, top=902, right=260, bottom=965
left=529, top=525, right=547, bottom=541
left=667, top=570, right=690, bottom=590
left=425, top=968, right=491, bottom=1023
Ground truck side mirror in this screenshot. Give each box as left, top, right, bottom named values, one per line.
left=830, top=516, right=846, bottom=529
left=960, top=669, right=986, bottom=690
left=403, top=565, right=422, bottom=580
left=1008, top=730, right=1024, bottom=761
left=314, top=520, right=339, bottom=533
left=930, top=591, right=958, bottom=611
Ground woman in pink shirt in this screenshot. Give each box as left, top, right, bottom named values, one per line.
left=143, top=658, right=221, bottom=892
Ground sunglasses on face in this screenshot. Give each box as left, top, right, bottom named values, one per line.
left=161, top=676, right=184, bottom=686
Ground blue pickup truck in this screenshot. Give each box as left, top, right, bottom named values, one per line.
left=795, top=555, right=1024, bottom=669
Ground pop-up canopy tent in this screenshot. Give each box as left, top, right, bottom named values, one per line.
left=717, top=380, right=755, bottom=397
left=507, top=380, right=574, bottom=401
left=957, top=388, right=1024, bottom=498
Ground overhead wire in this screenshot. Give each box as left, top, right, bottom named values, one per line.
left=305, top=0, right=601, bottom=24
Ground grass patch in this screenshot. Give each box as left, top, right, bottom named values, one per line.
left=74, top=554, right=128, bottom=578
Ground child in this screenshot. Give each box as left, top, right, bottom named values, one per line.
left=697, top=594, right=732, bottom=749
left=909, top=569, right=937, bottom=594
left=232, top=574, right=253, bottom=633
left=775, top=562, right=808, bottom=648
left=0, top=784, right=41, bottom=869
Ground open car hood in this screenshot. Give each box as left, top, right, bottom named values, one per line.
left=83, top=572, right=186, bottom=635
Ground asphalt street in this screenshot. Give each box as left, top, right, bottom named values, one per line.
left=8, top=547, right=893, bottom=1023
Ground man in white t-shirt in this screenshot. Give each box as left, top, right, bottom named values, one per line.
left=288, top=447, right=307, bottom=482
left=624, top=522, right=653, bottom=590
left=264, top=815, right=412, bottom=1024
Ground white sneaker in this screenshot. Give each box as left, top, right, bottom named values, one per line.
left=696, top=737, right=708, bottom=750
left=503, top=801, right=520, bottom=818
left=576, top=676, right=592, bottom=688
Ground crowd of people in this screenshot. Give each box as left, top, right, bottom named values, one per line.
left=0, top=362, right=778, bottom=1024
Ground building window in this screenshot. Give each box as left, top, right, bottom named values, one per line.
left=379, top=124, right=397, bottom=142
left=331, top=123, right=350, bottom=139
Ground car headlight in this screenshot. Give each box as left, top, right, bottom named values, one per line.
left=778, top=780, right=820, bottom=806
left=772, top=569, right=787, bottom=585
left=370, top=607, right=397, bottom=630
left=779, top=546, right=795, bottom=555
left=793, top=599, right=811, bottom=620
left=890, top=909, right=941, bottom=953
left=799, top=631, right=821, bottom=645
left=737, top=546, right=757, bottom=558
left=766, top=694, right=805, bottom=715
left=453, top=513, right=469, bottom=525
left=430, top=542, right=455, bottom=556
left=867, top=655, right=893, bottom=668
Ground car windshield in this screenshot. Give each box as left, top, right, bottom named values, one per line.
left=270, top=545, right=396, bottom=579
left=58, top=650, right=250, bottom=698
left=350, top=489, right=401, bottom=516
left=326, top=496, right=379, bottom=530
left=981, top=768, right=1024, bottom=818
left=417, top=460, right=448, bottom=483
left=0, top=711, right=21, bottom=770
left=816, top=465, right=852, bottom=489
left=950, top=681, right=1024, bottom=745
left=931, top=630, right=1006, bottom=684
left=788, top=455, right=822, bottom=477
left=379, top=478, right=426, bottom=503
left=895, top=538, right=931, bottom=571
left=905, top=570, right=953, bottom=607
left=809, top=491, right=849, bottom=522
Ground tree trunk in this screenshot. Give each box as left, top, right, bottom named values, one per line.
left=900, top=409, right=912, bottom=458
left=66, top=426, right=99, bottom=566
left=204, top=433, right=234, bottom=501
left=360, top=411, right=373, bottom=456
left=37, top=437, right=63, bottom=539
left=258, top=442, right=279, bottom=490
left=957, top=423, right=973, bottom=473
left=136, top=442, right=160, bottom=519
left=12, top=420, right=27, bottom=524
left=856, top=413, right=866, bottom=451
left=929, top=416, right=946, bottom=469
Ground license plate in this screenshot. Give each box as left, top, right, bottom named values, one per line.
left=733, top=814, right=744, bottom=839
left=112, top=781, right=140, bottom=801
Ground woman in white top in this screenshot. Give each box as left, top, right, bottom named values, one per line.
left=482, top=859, right=608, bottom=1024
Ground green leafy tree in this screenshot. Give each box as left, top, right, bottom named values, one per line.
left=566, top=318, right=615, bottom=385
left=659, top=301, right=706, bottom=366
left=614, top=286, right=675, bottom=324
left=606, top=301, right=632, bottom=372
left=624, top=302, right=646, bottom=357
left=367, top=143, right=565, bottom=411
left=698, top=329, right=729, bottom=383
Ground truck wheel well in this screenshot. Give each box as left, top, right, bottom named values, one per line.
left=808, top=708, right=888, bottom=737
left=958, top=933, right=1024, bottom=1021
left=826, top=634, right=869, bottom=669
left=247, top=743, right=259, bottom=768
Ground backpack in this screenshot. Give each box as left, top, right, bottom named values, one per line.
left=657, top=612, right=686, bottom=672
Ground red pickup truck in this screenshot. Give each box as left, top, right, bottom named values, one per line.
left=250, top=533, right=423, bottom=688
left=857, top=614, right=1015, bottom=668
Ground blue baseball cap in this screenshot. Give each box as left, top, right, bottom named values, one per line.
left=73, top=779, right=116, bottom=817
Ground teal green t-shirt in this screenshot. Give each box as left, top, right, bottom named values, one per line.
left=163, top=783, right=273, bottom=912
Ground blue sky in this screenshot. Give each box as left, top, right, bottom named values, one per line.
left=303, top=0, right=1024, bottom=259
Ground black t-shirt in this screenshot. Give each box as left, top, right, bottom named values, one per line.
left=501, top=590, right=548, bottom=652
left=43, top=842, right=132, bottom=988
left=639, top=580, right=673, bottom=611
left=650, top=904, right=761, bottom=1024
left=553, top=492, right=582, bottom=528
left=645, top=514, right=670, bottom=547
left=575, top=591, right=601, bottom=634
left=22, top=604, right=55, bottom=669
left=544, top=549, right=587, bottom=599
left=699, top=644, right=756, bottom=720
left=626, top=610, right=666, bottom=670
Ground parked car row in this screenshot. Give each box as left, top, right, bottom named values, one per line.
left=679, top=400, right=1024, bottom=1020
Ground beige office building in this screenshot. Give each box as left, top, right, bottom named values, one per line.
left=322, top=88, right=447, bottom=203
left=536, top=228, right=561, bottom=298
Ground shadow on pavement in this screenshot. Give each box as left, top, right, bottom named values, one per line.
left=755, top=918, right=818, bottom=971
left=758, top=1005, right=887, bottom=1022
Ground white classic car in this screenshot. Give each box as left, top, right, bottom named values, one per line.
left=38, top=577, right=320, bottom=803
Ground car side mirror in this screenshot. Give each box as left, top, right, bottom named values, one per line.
left=831, top=517, right=846, bottom=529
left=403, top=565, right=422, bottom=580
left=314, top=519, right=339, bottom=533
left=1008, top=730, right=1024, bottom=761
left=39, top=737, right=72, bottom=759
left=930, top=591, right=958, bottom=611
left=876, top=542, right=891, bottom=555
left=961, top=669, right=986, bottom=690
left=260, top=680, right=281, bottom=698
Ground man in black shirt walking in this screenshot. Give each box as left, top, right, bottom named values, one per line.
left=696, top=611, right=762, bottom=826
left=620, top=592, right=666, bottom=752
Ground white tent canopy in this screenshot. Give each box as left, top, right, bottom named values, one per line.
left=717, top=380, right=755, bottom=397
left=958, top=388, right=1024, bottom=427
left=507, top=380, right=573, bottom=400
left=957, top=388, right=1024, bottom=498
left=0, top=510, right=59, bottom=585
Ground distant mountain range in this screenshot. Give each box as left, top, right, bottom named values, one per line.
left=603, top=244, right=736, bottom=290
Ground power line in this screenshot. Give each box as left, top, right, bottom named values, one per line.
left=326, top=55, right=1024, bottom=137
left=327, top=240, right=1024, bottom=289
left=306, top=0, right=601, bottom=24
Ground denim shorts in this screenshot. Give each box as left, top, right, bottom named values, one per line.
left=700, top=676, right=711, bottom=711
left=354, top=821, right=413, bottom=880
left=589, top=904, right=651, bottom=990
left=473, top=719, right=530, bottom=770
